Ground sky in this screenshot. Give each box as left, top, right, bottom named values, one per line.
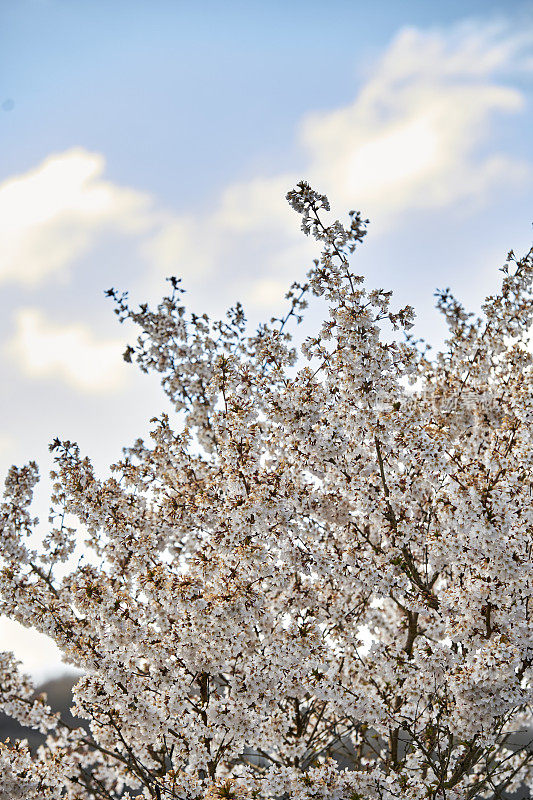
left=0, top=0, right=532, bottom=682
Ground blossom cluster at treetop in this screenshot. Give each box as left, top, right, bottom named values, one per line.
left=0, top=182, right=532, bottom=799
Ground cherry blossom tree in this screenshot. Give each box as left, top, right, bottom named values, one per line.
left=1, top=182, right=532, bottom=800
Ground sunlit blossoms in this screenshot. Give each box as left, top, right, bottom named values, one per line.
left=1, top=182, right=532, bottom=799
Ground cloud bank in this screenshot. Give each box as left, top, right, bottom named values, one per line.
left=2, top=21, right=530, bottom=290
left=0, top=148, right=154, bottom=286
left=1, top=19, right=531, bottom=396
left=0, top=617, right=70, bottom=683
left=302, top=21, right=531, bottom=217
left=5, top=309, right=128, bottom=393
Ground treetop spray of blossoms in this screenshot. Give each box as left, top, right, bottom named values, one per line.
left=1, top=183, right=532, bottom=799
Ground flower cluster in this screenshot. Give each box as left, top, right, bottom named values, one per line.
left=1, top=180, right=532, bottom=799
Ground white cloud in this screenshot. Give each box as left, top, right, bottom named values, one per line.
left=143, top=174, right=301, bottom=277
left=300, top=21, right=530, bottom=219
left=0, top=434, right=14, bottom=460
left=141, top=19, right=532, bottom=310
left=0, top=148, right=155, bottom=285
left=5, top=308, right=129, bottom=393
left=0, top=616, right=74, bottom=683
left=247, top=277, right=294, bottom=309
left=141, top=172, right=304, bottom=309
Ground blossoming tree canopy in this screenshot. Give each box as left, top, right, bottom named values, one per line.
left=1, top=182, right=532, bottom=800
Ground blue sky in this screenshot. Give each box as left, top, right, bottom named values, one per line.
left=1, top=0, right=532, bottom=679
